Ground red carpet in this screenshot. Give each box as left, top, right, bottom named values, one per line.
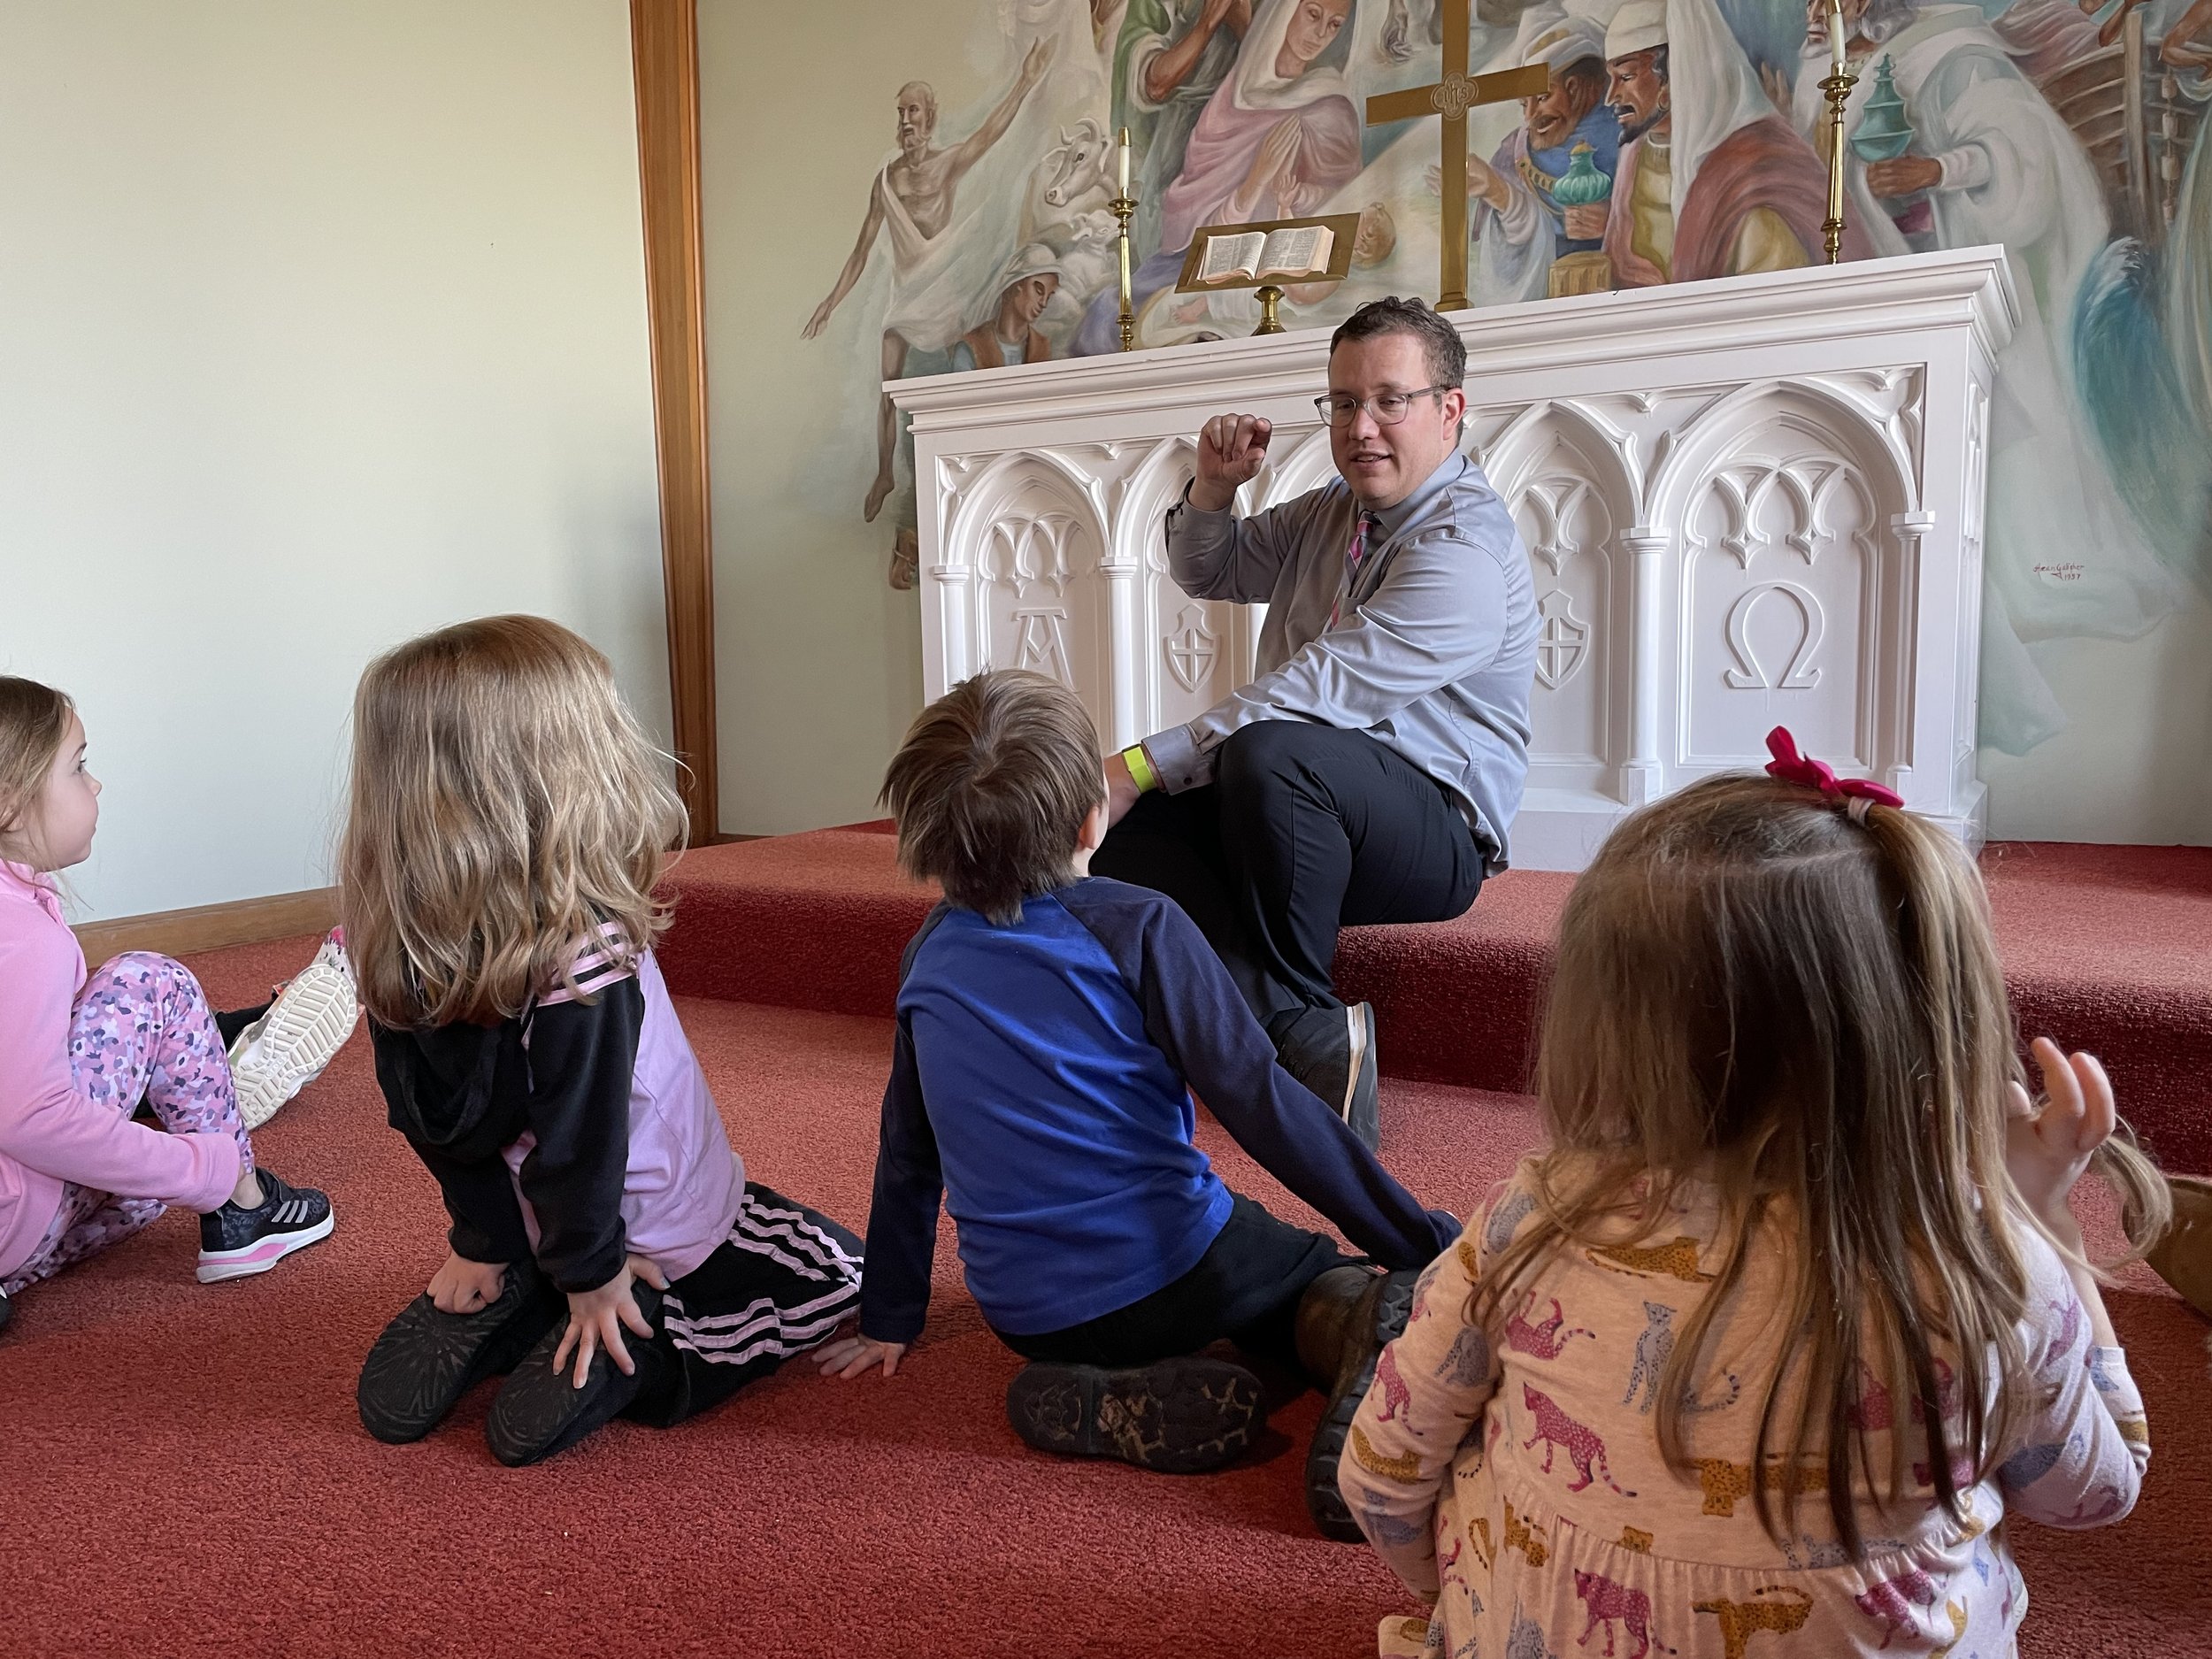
left=658, top=833, right=2212, bottom=1173
left=2, top=932, right=2208, bottom=1657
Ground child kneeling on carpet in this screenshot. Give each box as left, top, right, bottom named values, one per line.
left=814, top=668, right=1457, bottom=1537
left=0, top=678, right=350, bottom=1333
left=346, top=616, right=861, bottom=1466
left=1339, top=731, right=2173, bottom=1659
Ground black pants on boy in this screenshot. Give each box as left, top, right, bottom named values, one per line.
left=1093, top=722, right=1486, bottom=1039
left=990, top=1194, right=1346, bottom=1376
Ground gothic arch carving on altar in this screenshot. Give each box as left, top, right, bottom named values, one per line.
left=946, top=451, right=1112, bottom=722
left=1473, top=401, right=1637, bottom=804
left=890, top=250, right=2016, bottom=869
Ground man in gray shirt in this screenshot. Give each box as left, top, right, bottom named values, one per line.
left=1095, top=298, right=1537, bottom=1149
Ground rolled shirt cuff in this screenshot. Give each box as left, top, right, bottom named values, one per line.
left=1141, top=719, right=1212, bottom=794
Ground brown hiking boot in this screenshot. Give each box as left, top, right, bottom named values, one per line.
left=2146, top=1174, right=2212, bottom=1323
left=1297, top=1264, right=1417, bottom=1541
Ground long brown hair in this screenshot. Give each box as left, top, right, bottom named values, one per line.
left=338, top=616, right=687, bottom=1029
left=1472, top=773, right=2170, bottom=1557
left=0, top=677, right=74, bottom=855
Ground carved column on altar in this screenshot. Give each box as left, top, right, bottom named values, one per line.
left=889, top=248, right=2017, bottom=872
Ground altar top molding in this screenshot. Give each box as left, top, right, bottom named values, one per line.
left=889, top=247, right=2017, bottom=872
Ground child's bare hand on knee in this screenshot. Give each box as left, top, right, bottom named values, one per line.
left=816, top=1332, right=906, bottom=1379
left=427, top=1251, right=507, bottom=1313
left=553, top=1257, right=662, bottom=1388
left=2007, top=1035, right=2116, bottom=1246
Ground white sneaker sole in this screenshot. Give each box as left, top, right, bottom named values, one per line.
left=196, top=1208, right=335, bottom=1283
left=229, top=962, right=359, bottom=1130
left=1341, top=1003, right=1370, bottom=1119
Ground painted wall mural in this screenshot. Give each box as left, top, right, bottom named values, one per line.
left=797, top=0, right=2212, bottom=758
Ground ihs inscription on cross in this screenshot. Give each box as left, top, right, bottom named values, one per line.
left=1364, top=0, right=1549, bottom=311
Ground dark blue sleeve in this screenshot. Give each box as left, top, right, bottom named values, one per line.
left=1061, top=880, right=1458, bottom=1270
left=857, top=910, right=951, bottom=1344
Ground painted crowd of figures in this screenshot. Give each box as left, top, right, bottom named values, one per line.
left=799, top=0, right=2212, bottom=760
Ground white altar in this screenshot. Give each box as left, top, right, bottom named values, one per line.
left=888, top=248, right=2016, bottom=871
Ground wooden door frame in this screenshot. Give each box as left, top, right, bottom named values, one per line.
left=630, top=0, right=719, bottom=841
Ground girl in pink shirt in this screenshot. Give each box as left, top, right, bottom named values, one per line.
left=1339, top=731, right=2173, bottom=1659
left=346, top=616, right=860, bottom=1466
left=0, top=677, right=348, bottom=1333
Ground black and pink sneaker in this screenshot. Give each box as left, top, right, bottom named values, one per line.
left=196, top=1168, right=334, bottom=1283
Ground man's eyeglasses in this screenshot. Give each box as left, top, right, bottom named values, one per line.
left=1313, top=385, right=1450, bottom=428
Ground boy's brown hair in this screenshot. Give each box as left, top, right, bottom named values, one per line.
left=881, top=670, right=1106, bottom=925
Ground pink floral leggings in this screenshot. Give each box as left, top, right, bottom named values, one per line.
left=1, top=952, right=254, bottom=1296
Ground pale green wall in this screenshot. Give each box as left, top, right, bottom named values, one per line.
left=0, top=0, right=668, bottom=918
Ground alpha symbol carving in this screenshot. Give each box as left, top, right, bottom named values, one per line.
left=1164, top=604, right=1218, bottom=694
left=1011, top=608, right=1074, bottom=684
left=1534, top=590, right=1590, bottom=691
left=1723, top=581, right=1824, bottom=690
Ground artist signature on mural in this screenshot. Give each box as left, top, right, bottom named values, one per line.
left=2033, top=562, right=2086, bottom=583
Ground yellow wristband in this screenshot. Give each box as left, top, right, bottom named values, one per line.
left=1121, top=744, right=1159, bottom=794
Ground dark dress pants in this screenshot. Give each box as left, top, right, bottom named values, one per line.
left=1093, top=721, right=1486, bottom=1037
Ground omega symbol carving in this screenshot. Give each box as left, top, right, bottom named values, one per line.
left=1722, top=581, right=1824, bottom=690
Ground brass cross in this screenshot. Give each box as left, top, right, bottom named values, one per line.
left=1364, top=0, right=1548, bottom=311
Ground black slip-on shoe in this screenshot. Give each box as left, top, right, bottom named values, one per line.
left=196, top=1168, right=334, bottom=1283
left=484, top=1282, right=664, bottom=1468
left=1005, top=1355, right=1265, bottom=1476
left=1277, top=1002, right=1382, bottom=1153
left=0, top=1288, right=12, bottom=1336
left=1304, top=1266, right=1417, bottom=1540
left=357, top=1260, right=565, bottom=1444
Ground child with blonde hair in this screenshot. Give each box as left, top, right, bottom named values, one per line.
left=0, top=677, right=347, bottom=1332
left=1340, top=730, right=2170, bottom=1658
left=346, top=616, right=860, bottom=1465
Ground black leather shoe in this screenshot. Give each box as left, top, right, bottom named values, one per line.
left=1277, top=1003, right=1380, bottom=1152
left=485, top=1282, right=666, bottom=1467
left=357, top=1258, right=564, bottom=1444
left=1005, top=1356, right=1264, bottom=1475
left=1302, top=1266, right=1417, bottom=1540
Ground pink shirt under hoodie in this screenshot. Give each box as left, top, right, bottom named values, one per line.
left=0, top=861, right=243, bottom=1281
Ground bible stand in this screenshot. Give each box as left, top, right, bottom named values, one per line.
left=1175, top=212, right=1362, bottom=336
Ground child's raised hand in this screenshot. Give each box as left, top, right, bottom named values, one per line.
left=427, top=1251, right=507, bottom=1313
left=815, top=1331, right=907, bottom=1380
left=2007, top=1036, right=2115, bottom=1245
left=552, top=1257, right=662, bottom=1389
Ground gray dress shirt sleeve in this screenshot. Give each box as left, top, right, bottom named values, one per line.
left=1144, top=522, right=1515, bottom=795
left=1161, top=489, right=1302, bottom=605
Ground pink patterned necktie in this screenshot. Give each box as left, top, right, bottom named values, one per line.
left=1329, top=511, right=1376, bottom=630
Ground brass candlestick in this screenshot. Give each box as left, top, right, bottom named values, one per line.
left=1820, top=66, right=1857, bottom=264
left=1110, top=190, right=1136, bottom=351
left=1252, top=284, right=1286, bottom=335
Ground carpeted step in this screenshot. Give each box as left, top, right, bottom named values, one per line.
left=658, top=831, right=2212, bottom=1173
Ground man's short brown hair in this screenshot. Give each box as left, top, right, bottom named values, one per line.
left=881, top=669, right=1106, bottom=925
left=1329, top=295, right=1466, bottom=389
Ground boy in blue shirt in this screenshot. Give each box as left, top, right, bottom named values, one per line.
left=816, top=669, right=1458, bottom=1537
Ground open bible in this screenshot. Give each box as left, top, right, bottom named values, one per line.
left=1194, top=222, right=1336, bottom=285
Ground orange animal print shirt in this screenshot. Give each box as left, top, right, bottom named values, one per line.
left=1338, top=1164, right=2150, bottom=1659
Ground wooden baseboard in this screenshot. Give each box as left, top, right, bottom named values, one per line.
left=72, top=887, right=339, bottom=962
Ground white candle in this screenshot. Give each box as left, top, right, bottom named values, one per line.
left=1829, top=0, right=1847, bottom=71
left=1118, top=126, right=1131, bottom=196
